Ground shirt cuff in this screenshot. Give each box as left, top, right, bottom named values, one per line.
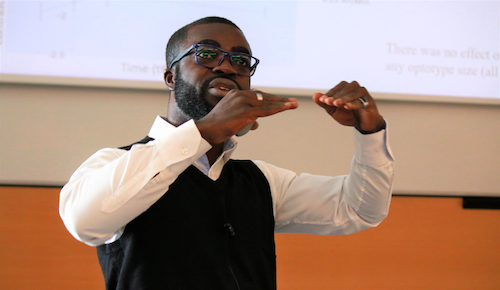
left=353, top=124, right=394, bottom=167
left=154, top=120, right=211, bottom=173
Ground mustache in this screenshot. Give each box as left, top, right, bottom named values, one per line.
left=202, top=75, right=243, bottom=91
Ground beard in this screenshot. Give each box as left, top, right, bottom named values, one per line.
left=174, top=70, right=212, bottom=121
left=174, top=68, right=242, bottom=121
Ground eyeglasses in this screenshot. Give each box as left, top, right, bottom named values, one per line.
left=168, top=43, right=260, bottom=77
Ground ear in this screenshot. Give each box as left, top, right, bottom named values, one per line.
left=164, top=68, right=175, bottom=91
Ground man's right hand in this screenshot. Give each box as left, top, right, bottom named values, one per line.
left=195, top=89, right=299, bottom=145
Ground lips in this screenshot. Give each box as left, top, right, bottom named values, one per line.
left=207, top=78, right=239, bottom=98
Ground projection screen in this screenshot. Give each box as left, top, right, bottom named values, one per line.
left=1, top=0, right=499, bottom=105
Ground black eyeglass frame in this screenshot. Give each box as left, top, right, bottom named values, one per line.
left=168, top=43, right=260, bottom=77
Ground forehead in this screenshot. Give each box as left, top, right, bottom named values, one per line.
left=184, top=23, right=251, bottom=53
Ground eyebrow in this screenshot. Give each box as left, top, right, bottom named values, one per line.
left=197, top=39, right=251, bottom=55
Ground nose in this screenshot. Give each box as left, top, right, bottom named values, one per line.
left=212, top=54, right=237, bottom=76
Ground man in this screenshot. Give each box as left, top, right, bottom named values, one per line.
left=59, top=16, right=394, bottom=289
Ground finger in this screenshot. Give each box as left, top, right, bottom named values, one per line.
left=316, top=81, right=348, bottom=106
left=331, top=81, right=362, bottom=106
left=246, top=91, right=299, bottom=110
left=252, top=98, right=299, bottom=118
left=249, top=90, right=296, bottom=104
left=222, top=90, right=298, bottom=120
left=313, top=92, right=331, bottom=110
left=342, top=90, right=371, bottom=110
left=325, top=81, right=348, bottom=97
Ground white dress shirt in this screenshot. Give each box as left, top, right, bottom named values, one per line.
left=59, top=116, right=395, bottom=246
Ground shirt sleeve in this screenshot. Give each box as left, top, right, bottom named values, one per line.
left=254, top=127, right=395, bottom=235
left=59, top=120, right=211, bottom=246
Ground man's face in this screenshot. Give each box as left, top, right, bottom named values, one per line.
left=171, top=23, right=252, bottom=121
left=173, top=66, right=243, bottom=120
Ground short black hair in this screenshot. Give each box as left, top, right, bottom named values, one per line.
left=165, top=16, right=241, bottom=68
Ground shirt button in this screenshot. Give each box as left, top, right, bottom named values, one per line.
left=181, top=148, right=189, bottom=155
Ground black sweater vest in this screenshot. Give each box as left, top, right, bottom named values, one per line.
left=97, top=137, right=276, bottom=290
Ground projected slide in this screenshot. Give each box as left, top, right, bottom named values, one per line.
left=1, top=0, right=498, bottom=102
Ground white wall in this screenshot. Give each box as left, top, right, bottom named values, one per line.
left=1, top=83, right=499, bottom=196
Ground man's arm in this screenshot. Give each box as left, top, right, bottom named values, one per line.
left=60, top=90, right=298, bottom=246
left=259, top=81, right=394, bottom=234
left=59, top=120, right=211, bottom=246
left=256, top=126, right=394, bottom=234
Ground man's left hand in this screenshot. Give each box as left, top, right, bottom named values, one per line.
left=313, top=81, right=385, bottom=133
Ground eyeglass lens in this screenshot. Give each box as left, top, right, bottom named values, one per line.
left=195, top=45, right=256, bottom=76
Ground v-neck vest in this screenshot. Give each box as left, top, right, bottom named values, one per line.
left=97, top=137, right=276, bottom=290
